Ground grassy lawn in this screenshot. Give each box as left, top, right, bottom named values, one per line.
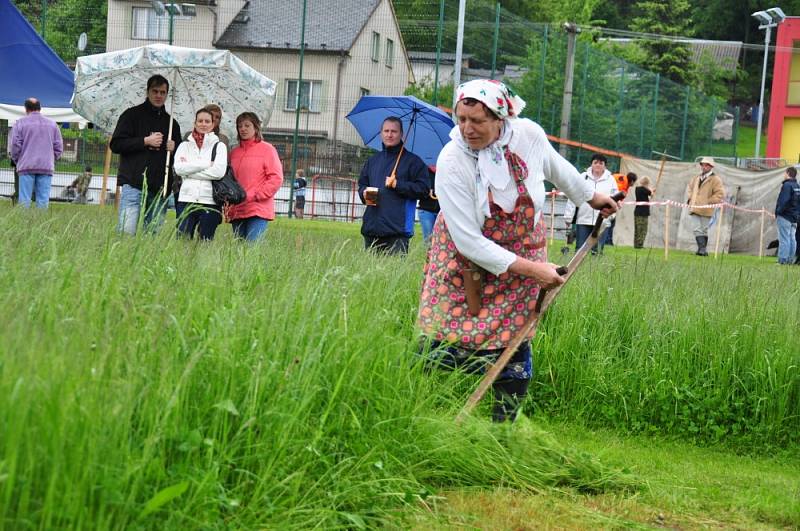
left=0, top=203, right=797, bottom=529
left=408, top=418, right=798, bottom=529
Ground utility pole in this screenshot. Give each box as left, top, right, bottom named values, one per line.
left=558, top=22, right=579, bottom=157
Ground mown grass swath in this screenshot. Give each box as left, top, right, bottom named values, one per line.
left=0, top=206, right=796, bottom=527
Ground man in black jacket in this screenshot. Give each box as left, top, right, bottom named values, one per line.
left=357, top=117, right=429, bottom=255
left=111, top=74, right=182, bottom=235
left=775, top=166, right=800, bottom=264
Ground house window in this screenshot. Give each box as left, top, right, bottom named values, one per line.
left=371, top=32, right=381, bottom=62
left=286, top=79, right=322, bottom=112
left=789, top=42, right=800, bottom=105
left=360, top=87, right=371, bottom=98
left=131, top=7, right=169, bottom=41
left=385, top=38, right=394, bottom=68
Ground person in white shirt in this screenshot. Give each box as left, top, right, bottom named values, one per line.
left=417, top=79, right=619, bottom=422
left=173, top=108, right=228, bottom=240
left=563, top=153, right=619, bottom=254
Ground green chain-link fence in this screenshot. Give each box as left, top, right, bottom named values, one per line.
left=396, top=0, right=739, bottom=170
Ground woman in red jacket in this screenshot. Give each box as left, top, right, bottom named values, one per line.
left=227, top=112, right=284, bottom=241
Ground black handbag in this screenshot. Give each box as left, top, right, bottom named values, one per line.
left=210, top=142, right=246, bottom=205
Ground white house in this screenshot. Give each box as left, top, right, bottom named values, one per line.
left=105, top=0, right=415, bottom=153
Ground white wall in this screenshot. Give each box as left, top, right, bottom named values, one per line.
left=106, top=0, right=246, bottom=52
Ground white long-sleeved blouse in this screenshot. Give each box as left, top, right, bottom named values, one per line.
left=436, top=118, right=594, bottom=275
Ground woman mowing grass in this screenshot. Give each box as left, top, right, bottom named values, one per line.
left=418, top=79, right=618, bottom=422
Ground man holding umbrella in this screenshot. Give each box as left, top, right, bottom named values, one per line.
left=357, top=117, right=429, bottom=255
left=111, top=74, right=182, bottom=235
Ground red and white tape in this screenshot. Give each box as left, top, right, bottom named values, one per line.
left=547, top=191, right=775, bottom=219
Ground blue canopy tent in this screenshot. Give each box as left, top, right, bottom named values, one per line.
left=0, top=0, right=84, bottom=124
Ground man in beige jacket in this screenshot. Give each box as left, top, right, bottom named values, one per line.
left=686, top=156, right=725, bottom=256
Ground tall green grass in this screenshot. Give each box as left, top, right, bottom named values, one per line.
left=533, top=249, right=800, bottom=448
left=0, top=207, right=631, bottom=529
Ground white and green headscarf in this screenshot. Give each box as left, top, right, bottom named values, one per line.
left=452, top=80, right=528, bottom=212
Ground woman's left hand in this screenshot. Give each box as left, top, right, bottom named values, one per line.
left=588, top=192, right=620, bottom=218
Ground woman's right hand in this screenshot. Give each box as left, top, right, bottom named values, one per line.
left=508, top=258, right=565, bottom=289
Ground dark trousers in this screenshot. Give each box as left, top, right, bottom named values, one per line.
left=364, top=235, right=409, bottom=255
left=796, top=224, right=800, bottom=263
left=424, top=341, right=532, bottom=422
left=177, top=203, right=222, bottom=241
left=605, top=218, right=616, bottom=245
left=174, top=192, right=185, bottom=219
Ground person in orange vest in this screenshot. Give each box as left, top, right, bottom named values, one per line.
left=606, top=171, right=636, bottom=245
left=613, top=172, right=637, bottom=194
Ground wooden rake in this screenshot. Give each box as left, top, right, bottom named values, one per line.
left=455, top=191, right=626, bottom=422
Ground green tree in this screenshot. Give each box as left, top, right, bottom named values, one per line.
left=12, top=0, right=107, bottom=64
left=629, top=0, right=695, bottom=85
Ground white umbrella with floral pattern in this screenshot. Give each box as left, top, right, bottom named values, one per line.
left=72, top=44, right=277, bottom=196
left=73, top=43, right=276, bottom=139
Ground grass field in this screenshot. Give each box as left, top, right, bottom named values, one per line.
left=0, top=204, right=798, bottom=529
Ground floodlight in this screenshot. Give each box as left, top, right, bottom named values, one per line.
left=767, top=7, right=786, bottom=23
left=752, top=10, right=771, bottom=25
left=180, top=3, right=196, bottom=16
left=752, top=6, right=787, bottom=158
left=150, top=0, right=166, bottom=16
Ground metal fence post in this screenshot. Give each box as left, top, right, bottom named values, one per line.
left=639, top=101, right=646, bottom=157
left=732, top=106, right=740, bottom=159
left=679, top=86, right=690, bottom=160
left=650, top=74, right=660, bottom=156
left=490, top=2, right=500, bottom=79
left=536, top=25, right=549, bottom=123
left=432, top=0, right=444, bottom=106
left=708, top=100, right=717, bottom=154
left=615, top=62, right=626, bottom=153
left=288, top=0, right=308, bottom=218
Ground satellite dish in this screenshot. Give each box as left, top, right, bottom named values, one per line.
left=150, top=0, right=167, bottom=16
left=77, top=32, right=88, bottom=51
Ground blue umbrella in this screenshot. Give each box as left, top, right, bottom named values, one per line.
left=346, top=95, right=454, bottom=166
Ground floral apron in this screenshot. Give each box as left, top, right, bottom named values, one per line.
left=418, top=149, right=547, bottom=360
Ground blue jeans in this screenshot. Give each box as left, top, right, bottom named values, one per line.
left=231, top=217, right=268, bottom=241
left=418, top=209, right=438, bottom=243
left=18, top=173, right=52, bottom=209
left=776, top=215, right=797, bottom=264
left=575, top=224, right=607, bottom=254
left=117, top=184, right=168, bottom=235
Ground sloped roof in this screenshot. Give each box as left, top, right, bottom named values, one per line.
left=216, top=0, right=381, bottom=52
left=604, top=38, right=742, bottom=74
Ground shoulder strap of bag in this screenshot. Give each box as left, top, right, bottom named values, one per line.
left=210, top=141, right=220, bottom=162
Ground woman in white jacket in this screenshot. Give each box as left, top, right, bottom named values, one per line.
left=173, top=108, right=228, bottom=240
left=563, top=153, right=619, bottom=254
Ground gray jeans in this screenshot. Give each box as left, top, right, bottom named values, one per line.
left=689, top=212, right=713, bottom=237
